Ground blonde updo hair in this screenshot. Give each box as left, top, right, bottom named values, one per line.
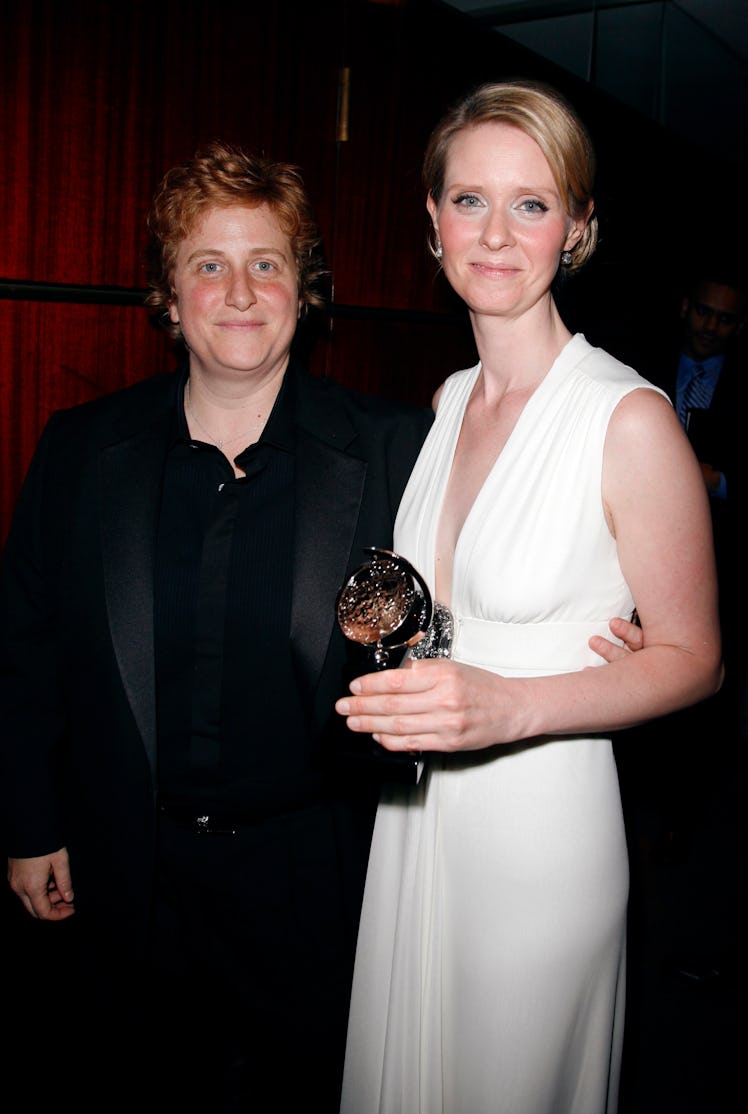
left=423, top=79, right=598, bottom=273
left=146, top=141, right=328, bottom=339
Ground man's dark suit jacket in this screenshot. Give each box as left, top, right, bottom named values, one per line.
left=0, top=359, right=433, bottom=962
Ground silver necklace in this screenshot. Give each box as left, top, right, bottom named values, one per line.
left=184, top=379, right=265, bottom=451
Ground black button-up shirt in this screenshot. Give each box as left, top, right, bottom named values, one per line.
left=154, top=369, right=320, bottom=816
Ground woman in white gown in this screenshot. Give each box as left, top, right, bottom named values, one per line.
left=337, top=81, right=722, bottom=1114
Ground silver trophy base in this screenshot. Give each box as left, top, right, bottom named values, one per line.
left=409, top=602, right=454, bottom=660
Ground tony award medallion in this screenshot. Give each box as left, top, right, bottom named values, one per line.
left=335, top=548, right=454, bottom=785
left=336, top=547, right=453, bottom=668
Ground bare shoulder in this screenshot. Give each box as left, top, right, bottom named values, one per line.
left=602, top=383, right=708, bottom=533
left=607, top=385, right=685, bottom=458
left=612, top=382, right=673, bottom=421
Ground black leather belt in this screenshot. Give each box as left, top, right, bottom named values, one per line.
left=158, top=803, right=240, bottom=835
left=157, top=794, right=324, bottom=834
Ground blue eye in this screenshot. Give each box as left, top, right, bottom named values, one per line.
left=519, top=199, right=549, bottom=213
left=255, top=260, right=274, bottom=272
left=200, top=261, right=221, bottom=273
left=454, top=193, right=482, bottom=208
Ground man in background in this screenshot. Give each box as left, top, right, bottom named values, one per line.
left=617, top=263, right=748, bottom=989
left=660, top=267, right=747, bottom=707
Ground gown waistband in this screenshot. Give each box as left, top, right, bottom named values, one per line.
left=453, top=616, right=618, bottom=674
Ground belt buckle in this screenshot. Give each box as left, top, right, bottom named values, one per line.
left=193, top=814, right=238, bottom=836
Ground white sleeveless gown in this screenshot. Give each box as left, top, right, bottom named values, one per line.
left=341, top=335, right=668, bottom=1114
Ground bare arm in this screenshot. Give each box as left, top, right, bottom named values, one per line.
left=336, top=390, right=722, bottom=752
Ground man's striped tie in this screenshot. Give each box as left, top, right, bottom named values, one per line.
left=679, top=364, right=710, bottom=426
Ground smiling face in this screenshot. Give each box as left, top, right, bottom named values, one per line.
left=168, top=203, right=300, bottom=383
left=427, top=122, right=588, bottom=322
left=681, top=279, right=746, bottom=361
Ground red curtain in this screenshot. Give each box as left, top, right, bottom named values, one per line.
left=0, top=0, right=482, bottom=541
left=1, top=0, right=702, bottom=542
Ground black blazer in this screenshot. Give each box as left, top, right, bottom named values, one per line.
left=0, top=360, right=433, bottom=956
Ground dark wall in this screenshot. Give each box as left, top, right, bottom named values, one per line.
left=2, top=0, right=743, bottom=540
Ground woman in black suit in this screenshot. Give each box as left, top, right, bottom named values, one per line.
left=0, top=141, right=433, bottom=1113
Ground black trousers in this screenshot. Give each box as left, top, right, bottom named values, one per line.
left=24, top=802, right=365, bottom=1114
left=144, top=804, right=359, bottom=1113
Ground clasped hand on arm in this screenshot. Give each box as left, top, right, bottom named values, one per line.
left=335, top=616, right=643, bottom=754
